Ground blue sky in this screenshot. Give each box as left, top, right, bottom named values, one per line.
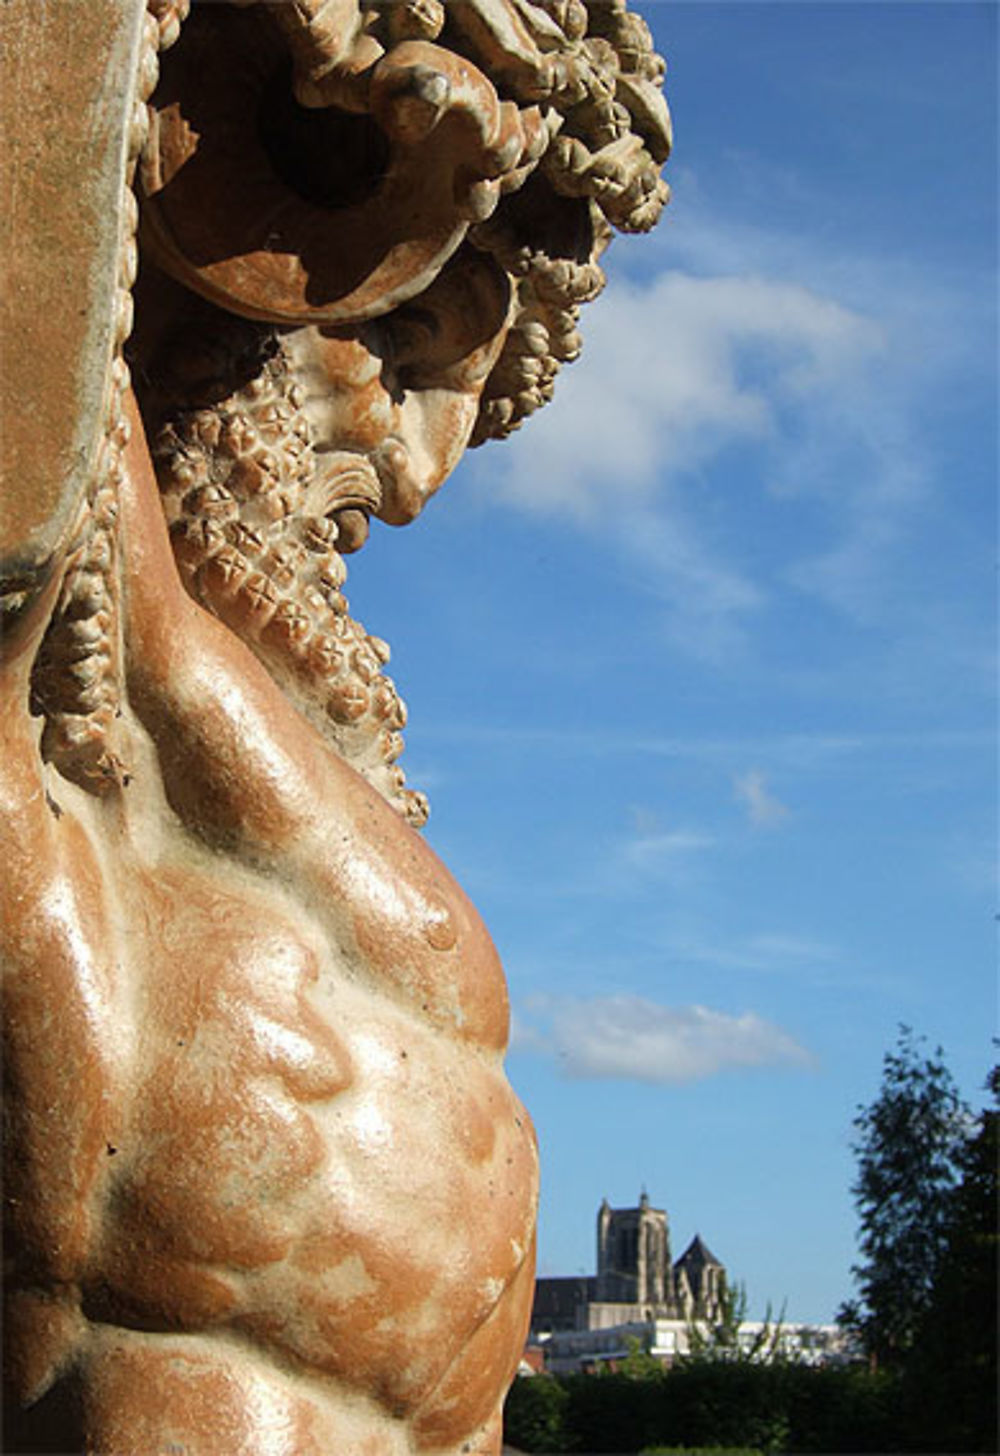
left=349, top=2, right=997, bottom=1322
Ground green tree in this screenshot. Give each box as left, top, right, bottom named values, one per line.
left=621, top=1332, right=666, bottom=1379
left=503, top=1374, right=569, bottom=1452
left=838, top=1026, right=969, bottom=1369
left=684, top=1280, right=786, bottom=1365
left=903, top=1061, right=999, bottom=1451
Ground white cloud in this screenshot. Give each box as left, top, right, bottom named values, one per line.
left=466, top=180, right=990, bottom=654
left=733, top=768, right=790, bottom=828
left=512, top=994, right=811, bottom=1083
left=489, top=270, right=881, bottom=521
left=468, top=263, right=888, bottom=658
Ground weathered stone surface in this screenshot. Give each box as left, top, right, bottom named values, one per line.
left=0, top=1, right=147, bottom=584
left=1, top=2, right=670, bottom=1449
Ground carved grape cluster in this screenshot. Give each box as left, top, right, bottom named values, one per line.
left=29, top=4, right=171, bottom=794
left=469, top=208, right=608, bottom=444
left=441, top=0, right=671, bottom=444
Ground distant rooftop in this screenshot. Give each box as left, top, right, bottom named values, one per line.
left=676, top=1234, right=722, bottom=1268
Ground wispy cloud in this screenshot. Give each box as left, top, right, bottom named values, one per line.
left=610, top=504, right=764, bottom=661
left=659, top=928, right=907, bottom=996
left=420, top=722, right=993, bottom=769
left=622, top=807, right=715, bottom=868
left=470, top=264, right=885, bottom=655
left=467, top=177, right=990, bottom=654
left=624, top=829, right=715, bottom=863
left=733, top=768, right=790, bottom=828
left=512, top=994, right=812, bottom=1083
left=680, top=932, right=838, bottom=973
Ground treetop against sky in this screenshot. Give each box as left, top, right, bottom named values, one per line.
left=349, top=2, right=997, bottom=1322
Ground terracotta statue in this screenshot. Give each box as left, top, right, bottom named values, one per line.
left=1, top=1, right=670, bottom=1449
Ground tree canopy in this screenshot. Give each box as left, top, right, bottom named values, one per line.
left=902, top=1060, right=999, bottom=1451
left=838, top=1026, right=969, bottom=1368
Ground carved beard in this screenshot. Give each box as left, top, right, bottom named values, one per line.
left=150, top=338, right=428, bottom=829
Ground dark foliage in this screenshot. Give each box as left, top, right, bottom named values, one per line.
left=838, top=1026, right=968, bottom=1368
left=901, top=1062, right=999, bottom=1452
left=503, top=1374, right=571, bottom=1453
left=504, top=1363, right=907, bottom=1454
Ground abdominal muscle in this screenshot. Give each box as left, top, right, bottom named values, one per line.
left=92, top=835, right=538, bottom=1432
left=8, top=746, right=538, bottom=1452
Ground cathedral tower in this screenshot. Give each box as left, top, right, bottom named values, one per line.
left=596, top=1192, right=675, bottom=1307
